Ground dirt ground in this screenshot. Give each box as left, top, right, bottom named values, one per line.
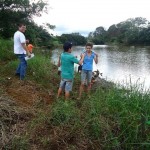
left=1, top=77, right=54, bottom=107
left=0, top=76, right=55, bottom=148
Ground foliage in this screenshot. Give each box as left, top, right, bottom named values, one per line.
left=0, top=39, right=15, bottom=61
left=0, top=0, right=48, bottom=38
left=57, top=32, right=87, bottom=45
left=1, top=42, right=150, bottom=149
left=93, top=27, right=107, bottom=44
left=88, top=17, right=150, bottom=45
left=8, top=83, right=150, bottom=149
left=25, top=21, right=53, bottom=47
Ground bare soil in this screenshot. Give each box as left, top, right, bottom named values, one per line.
left=2, top=77, right=54, bottom=107
left=0, top=75, right=55, bottom=148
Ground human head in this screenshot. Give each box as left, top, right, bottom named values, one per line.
left=63, top=42, right=72, bottom=52
left=18, top=23, right=26, bottom=33
left=85, top=42, right=93, bottom=52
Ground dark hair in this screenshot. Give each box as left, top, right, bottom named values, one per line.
left=86, top=42, right=93, bottom=48
left=63, top=42, right=72, bottom=52
left=18, top=23, right=26, bottom=27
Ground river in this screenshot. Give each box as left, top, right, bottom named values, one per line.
left=51, top=45, right=150, bottom=91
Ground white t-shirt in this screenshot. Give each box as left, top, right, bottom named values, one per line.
left=14, top=31, right=26, bottom=54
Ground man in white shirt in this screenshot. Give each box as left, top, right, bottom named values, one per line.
left=14, top=23, right=31, bottom=80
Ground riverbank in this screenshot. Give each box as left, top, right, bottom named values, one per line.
left=0, top=42, right=150, bottom=149
left=0, top=56, right=150, bottom=150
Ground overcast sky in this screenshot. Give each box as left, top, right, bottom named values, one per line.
left=34, top=0, right=150, bottom=36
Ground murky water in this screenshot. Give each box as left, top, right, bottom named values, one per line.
left=51, top=45, right=150, bottom=90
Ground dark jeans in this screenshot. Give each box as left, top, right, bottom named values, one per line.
left=16, top=54, right=27, bottom=80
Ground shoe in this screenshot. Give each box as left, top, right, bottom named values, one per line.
left=15, top=73, right=20, bottom=77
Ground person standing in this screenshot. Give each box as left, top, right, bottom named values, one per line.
left=14, top=23, right=31, bottom=80
left=78, top=42, right=98, bottom=99
left=57, top=42, right=85, bottom=100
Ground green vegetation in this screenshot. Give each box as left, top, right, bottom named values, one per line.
left=57, top=33, right=87, bottom=45
left=88, top=17, right=150, bottom=46
left=0, top=39, right=150, bottom=149
left=1, top=1, right=150, bottom=48
left=1, top=1, right=150, bottom=148
left=0, top=0, right=86, bottom=47
left=0, top=0, right=58, bottom=48
left=0, top=39, right=15, bottom=61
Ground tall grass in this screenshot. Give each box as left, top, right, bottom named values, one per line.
left=0, top=41, right=59, bottom=89
left=0, top=38, right=15, bottom=61
left=89, top=86, right=150, bottom=149
left=9, top=84, right=150, bottom=149
left=1, top=39, right=150, bottom=149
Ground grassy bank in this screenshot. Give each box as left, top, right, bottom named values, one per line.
left=0, top=39, right=150, bottom=149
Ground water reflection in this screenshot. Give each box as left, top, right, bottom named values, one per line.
left=51, top=45, right=150, bottom=90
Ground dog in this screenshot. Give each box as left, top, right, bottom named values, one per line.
left=78, top=65, right=82, bottom=73
left=91, top=70, right=102, bottom=84
left=82, top=69, right=102, bottom=86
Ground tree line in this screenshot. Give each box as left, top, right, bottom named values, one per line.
left=88, top=17, right=150, bottom=45
left=0, top=1, right=150, bottom=46
left=0, top=0, right=86, bottom=47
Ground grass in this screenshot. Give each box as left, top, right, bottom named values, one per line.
left=8, top=85, right=149, bottom=149
left=0, top=38, right=15, bottom=61
left=0, top=39, right=150, bottom=149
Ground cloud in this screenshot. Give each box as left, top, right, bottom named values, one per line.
left=34, top=0, right=150, bottom=37
left=54, top=25, right=92, bottom=36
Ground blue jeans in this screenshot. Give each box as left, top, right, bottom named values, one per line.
left=16, top=54, right=27, bottom=80
left=59, top=79, right=73, bottom=92
left=81, top=70, right=92, bottom=84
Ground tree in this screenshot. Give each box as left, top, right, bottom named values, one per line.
left=58, top=33, right=86, bottom=46
left=106, top=17, right=150, bottom=45
left=88, top=26, right=106, bottom=45
left=93, top=26, right=106, bottom=37
left=138, top=27, right=150, bottom=45
left=0, top=0, right=48, bottom=38
left=25, top=21, right=52, bottom=47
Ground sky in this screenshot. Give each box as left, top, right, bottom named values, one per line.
left=34, top=0, right=150, bottom=37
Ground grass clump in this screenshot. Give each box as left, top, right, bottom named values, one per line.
left=49, top=100, right=79, bottom=126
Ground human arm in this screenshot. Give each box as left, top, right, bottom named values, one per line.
left=72, top=53, right=85, bottom=65
left=57, top=55, right=61, bottom=67
left=22, top=43, right=31, bottom=57
left=94, top=53, right=98, bottom=64
left=20, top=34, right=31, bottom=57
left=79, top=53, right=85, bottom=65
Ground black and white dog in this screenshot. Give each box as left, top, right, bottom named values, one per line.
left=78, top=65, right=82, bottom=73
left=91, top=70, right=102, bottom=83
left=78, top=65, right=102, bottom=84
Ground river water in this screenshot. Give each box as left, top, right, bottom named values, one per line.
left=51, top=45, right=150, bottom=91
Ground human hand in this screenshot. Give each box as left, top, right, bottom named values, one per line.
left=27, top=51, right=31, bottom=57
left=81, top=53, right=85, bottom=58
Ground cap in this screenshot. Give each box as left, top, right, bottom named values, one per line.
left=63, top=41, right=72, bottom=51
